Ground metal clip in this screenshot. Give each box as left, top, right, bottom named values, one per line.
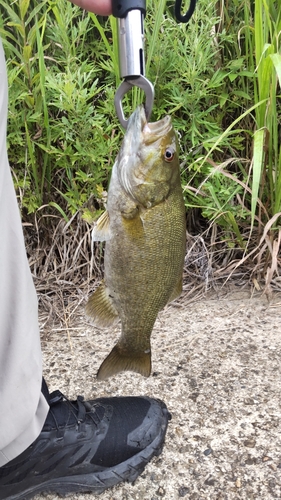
left=113, top=1, right=154, bottom=128
left=114, top=76, right=154, bottom=129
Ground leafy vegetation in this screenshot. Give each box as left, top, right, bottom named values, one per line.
left=0, top=0, right=280, bottom=288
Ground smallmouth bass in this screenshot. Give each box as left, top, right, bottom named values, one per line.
left=86, top=106, right=186, bottom=380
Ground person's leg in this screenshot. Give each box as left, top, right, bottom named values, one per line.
left=0, top=38, right=49, bottom=466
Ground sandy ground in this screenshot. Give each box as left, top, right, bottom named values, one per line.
left=37, top=285, right=281, bottom=500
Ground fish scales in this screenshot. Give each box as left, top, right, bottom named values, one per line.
left=106, top=186, right=185, bottom=346
left=86, top=106, right=186, bottom=380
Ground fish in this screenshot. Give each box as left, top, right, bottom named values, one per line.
left=86, top=106, right=186, bottom=380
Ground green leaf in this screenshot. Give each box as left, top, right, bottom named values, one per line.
left=22, top=44, right=32, bottom=63
left=226, top=212, right=245, bottom=249
left=270, top=53, right=281, bottom=88
left=228, top=73, right=238, bottom=82
left=19, top=0, right=30, bottom=20
left=228, top=58, right=244, bottom=70
left=219, top=93, right=228, bottom=107
left=234, top=90, right=251, bottom=100
left=252, top=128, right=265, bottom=227
left=2, top=4, right=21, bottom=26
left=7, top=22, right=25, bottom=38
left=48, top=202, right=70, bottom=222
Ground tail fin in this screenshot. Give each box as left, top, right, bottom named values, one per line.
left=97, top=345, right=151, bottom=380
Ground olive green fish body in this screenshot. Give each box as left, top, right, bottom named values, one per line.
left=86, top=107, right=186, bottom=380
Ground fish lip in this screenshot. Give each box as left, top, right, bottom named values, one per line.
left=127, top=106, right=146, bottom=133
left=127, top=106, right=172, bottom=141
left=146, top=115, right=172, bottom=137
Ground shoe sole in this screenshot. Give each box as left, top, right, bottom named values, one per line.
left=7, top=407, right=170, bottom=500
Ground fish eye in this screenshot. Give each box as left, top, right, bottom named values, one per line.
left=164, top=147, right=175, bottom=162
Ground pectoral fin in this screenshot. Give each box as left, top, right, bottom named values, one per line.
left=92, top=210, right=112, bottom=242
left=97, top=345, right=151, bottom=380
left=168, top=276, right=183, bottom=303
left=85, top=281, right=119, bottom=328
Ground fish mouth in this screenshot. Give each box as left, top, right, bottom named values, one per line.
left=127, top=106, right=172, bottom=143
left=143, top=113, right=172, bottom=145
left=146, top=115, right=172, bottom=137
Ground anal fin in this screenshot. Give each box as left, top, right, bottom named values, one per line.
left=85, top=281, right=119, bottom=328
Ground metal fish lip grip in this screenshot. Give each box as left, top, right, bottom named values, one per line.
left=112, top=0, right=197, bottom=129
left=113, top=0, right=154, bottom=129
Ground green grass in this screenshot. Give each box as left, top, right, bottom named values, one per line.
left=0, top=0, right=121, bottom=216
left=0, top=0, right=280, bottom=285
left=182, top=0, right=281, bottom=260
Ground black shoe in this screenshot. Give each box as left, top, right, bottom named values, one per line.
left=0, top=389, right=171, bottom=500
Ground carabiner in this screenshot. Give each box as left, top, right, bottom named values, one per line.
left=174, top=0, right=197, bottom=24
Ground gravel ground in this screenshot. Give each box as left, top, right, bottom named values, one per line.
left=37, top=286, right=281, bottom=500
